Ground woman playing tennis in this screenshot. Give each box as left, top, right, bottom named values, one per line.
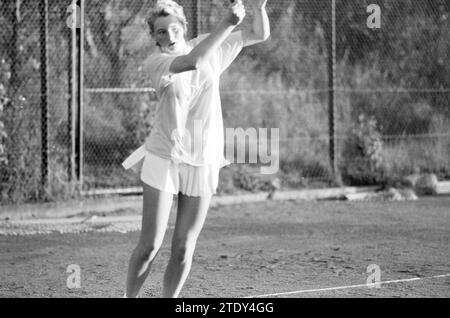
left=122, top=0, right=270, bottom=298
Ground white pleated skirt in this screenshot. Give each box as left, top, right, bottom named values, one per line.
left=122, top=146, right=222, bottom=197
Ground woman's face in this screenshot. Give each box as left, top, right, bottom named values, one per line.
left=153, top=15, right=186, bottom=54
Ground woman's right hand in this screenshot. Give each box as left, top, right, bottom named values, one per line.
left=225, top=0, right=246, bottom=26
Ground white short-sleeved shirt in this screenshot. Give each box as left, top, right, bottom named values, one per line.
left=139, top=31, right=244, bottom=168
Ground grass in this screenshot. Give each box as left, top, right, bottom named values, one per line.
left=382, top=136, right=450, bottom=179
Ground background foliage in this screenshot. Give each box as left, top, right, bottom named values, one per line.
left=0, top=0, right=449, bottom=204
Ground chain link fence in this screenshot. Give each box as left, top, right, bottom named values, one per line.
left=0, top=0, right=449, bottom=204
left=0, top=0, right=74, bottom=204
left=336, top=0, right=450, bottom=185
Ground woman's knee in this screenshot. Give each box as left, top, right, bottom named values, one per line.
left=171, top=238, right=197, bottom=263
left=134, top=243, right=161, bottom=262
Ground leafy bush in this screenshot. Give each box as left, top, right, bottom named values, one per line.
left=0, top=87, right=7, bottom=167
left=341, top=114, right=388, bottom=186
left=0, top=60, right=8, bottom=167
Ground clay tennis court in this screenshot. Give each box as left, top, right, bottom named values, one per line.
left=1, top=196, right=449, bottom=298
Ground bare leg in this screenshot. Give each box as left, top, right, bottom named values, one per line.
left=162, top=193, right=212, bottom=298
left=125, top=183, right=174, bottom=298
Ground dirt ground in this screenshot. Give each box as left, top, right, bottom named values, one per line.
left=1, top=196, right=449, bottom=298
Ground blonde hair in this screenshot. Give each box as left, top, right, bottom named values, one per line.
left=147, top=0, right=188, bottom=35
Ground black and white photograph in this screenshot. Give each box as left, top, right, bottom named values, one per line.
left=0, top=0, right=449, bottom=301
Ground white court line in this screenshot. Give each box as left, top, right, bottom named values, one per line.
left=245, top=274, right=450, bottom=298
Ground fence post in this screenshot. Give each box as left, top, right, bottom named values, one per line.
left=192, top=0, right=199, bottom=38
left=40, top=0, right=49, bottom=193
left=328, top=0, right=341, bottom=185
left=68, top=0, right=76, bottom=183
left=75, top=0, right=84, bottom=187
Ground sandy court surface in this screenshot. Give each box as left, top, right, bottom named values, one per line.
left=1, top=197, right=449, bottom=298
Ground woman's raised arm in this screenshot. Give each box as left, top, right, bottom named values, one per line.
left=242, top=0, right=270, bottom=47
left=169, top=1, right=246, bottom=74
